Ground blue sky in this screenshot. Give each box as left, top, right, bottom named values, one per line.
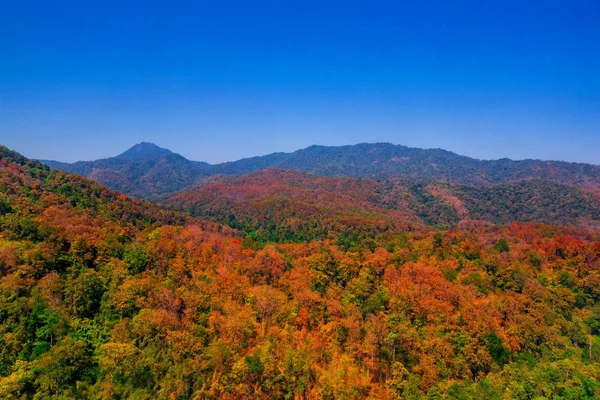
left=1, top=0, right=599, bottom=164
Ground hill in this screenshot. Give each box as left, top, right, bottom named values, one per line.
left=1, top=146, right=186, bottom=229
left=165, top=169, right=420, bottom=244
left=42, top=143, right=211, bottom=199
left=218, top=143, right=600, bottom=187
left=42, top=142, right=600, bottom=199
left=166, top=169, right=600, bottom=241
left=2, top=145, right=600, bottom=398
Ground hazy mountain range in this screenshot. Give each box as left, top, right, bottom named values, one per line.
left=42, top=142, right=600, bottom=199
left=37, top=142, right=600, bottom=235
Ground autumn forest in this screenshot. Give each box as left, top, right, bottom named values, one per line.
left=0, top=142, right=598, bottom=399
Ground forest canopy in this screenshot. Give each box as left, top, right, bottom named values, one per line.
left=0, top=146, right=599, bottom=399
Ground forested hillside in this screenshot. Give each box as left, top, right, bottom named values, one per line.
left=214, top=143, right=600, bottom=187
left=165, top=169, right=419, bottom=244
left=166, top=169, right=600, bottom=241
left=3, top=145, right=600, bottom=398
left=43, top=143, right=211, bottom=199
left=43, top=142, right=600, bottom=200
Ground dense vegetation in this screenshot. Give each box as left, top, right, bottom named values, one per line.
left=44, top=142, right=600, bottom=200
left=3, top=145, right=600, bottom=398
left=165, top=169, right=418, bottom=244
left=214, top=143, right=600, bottom=187
left=166, top=169, right=600, bottom=242
left=43, top=143, right=211, bottom=199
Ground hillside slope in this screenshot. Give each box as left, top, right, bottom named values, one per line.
left=42, top=143, right=211, bottom=198
left=43, top=142, right=600, bottom=199
left=2, top=145, right=600, bottom=398
left=166, top=169, right=600, bottom=241
left=166, top=169, right=420, bottom=243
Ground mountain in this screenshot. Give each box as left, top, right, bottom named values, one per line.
left=216, top=143, right=600, bottom=187
left=43, top=142, right=600, bottom=200
left=166, top=169, right=600, bottom=241
left=3, top=144, right=600, bottom=398
left=42, top=143, right=212, bottom=199
left=113, top=142, right=175, bottom=160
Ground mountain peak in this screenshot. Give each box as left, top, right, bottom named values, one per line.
left=115, top=142, right=175, bottom=160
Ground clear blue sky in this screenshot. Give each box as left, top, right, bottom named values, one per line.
left=1, top=0, right=599, bottom=164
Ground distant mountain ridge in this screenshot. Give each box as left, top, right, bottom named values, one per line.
left=114, top=141, right=176, bottom=160
left=42, top=143, right=211, bottom=198
left=41, top=142, right=600, bottom=199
